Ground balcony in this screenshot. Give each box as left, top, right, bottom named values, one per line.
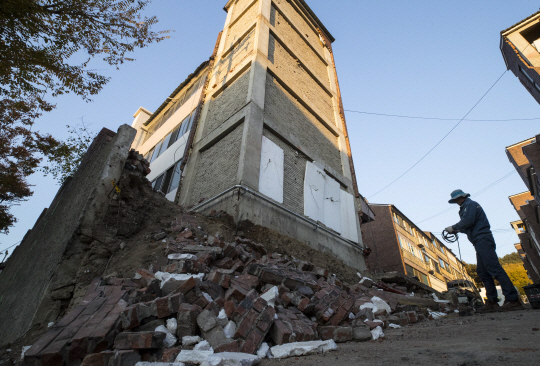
left=401, top=248, right=428, bottom=272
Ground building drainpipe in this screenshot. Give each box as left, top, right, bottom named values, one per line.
left=175, top=31, right=223, bottom=205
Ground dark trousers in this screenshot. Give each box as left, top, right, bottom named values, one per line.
left=475, top=235, right=519, bottom=302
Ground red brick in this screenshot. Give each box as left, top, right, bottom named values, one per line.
left=175, top=277, right=196, bottom=294
left=235, top=310, right=259, bottom=339
left=406, top=311, right=418, bottom=323
left=81, top=352, right=114, bottom=366
left=224, top=300, right=236, bottom=318
left=161, top=347, right=181, bottom=363
left=269, top=320, right=292, bottom=345
left=256, top=306, right=275, bottom=333
left=297, top=297, right=311, bottom=312
left=40, top=340, right=68, bottom=366
left=169, top=293, right=184, bottom=313
left=240, top=329, right=264, bottom=354
left=252, top=298, right=268, bottom=313
left=214, top=340, right=240, bottom=353
left=154, top=297, right=172, bottom=318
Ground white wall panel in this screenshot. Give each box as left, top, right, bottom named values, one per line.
left=304, top=162, right=325, bottom=222
left=324, top=176, right=341, bottom=233
left=340, top=190, right=359, bottom=242
left=259, top=136, right=284, bottom=203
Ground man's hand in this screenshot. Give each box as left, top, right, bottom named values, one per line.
left=445, top=226, right=455, bottom=234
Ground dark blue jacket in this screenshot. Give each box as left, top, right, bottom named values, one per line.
left=452, top=198, right=493, bottom=244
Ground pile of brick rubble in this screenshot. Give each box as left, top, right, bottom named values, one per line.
left=21, top=222, right=460, bottom=366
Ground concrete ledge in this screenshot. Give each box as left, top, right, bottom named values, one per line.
left=192, top=188, right=366, bottom=272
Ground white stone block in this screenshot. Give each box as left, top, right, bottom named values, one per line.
left=166, top=318, right=177, bottom=334
left=194, top=340, right=213, bottom=351
left=257, top=342, right=270, bottom=358
left=182, top=335, right=202, bottom=346
left=224, top=321, right=237, bottom=339
left=371, top=326, right=384, bottom=340
left=176, top=350, right=214, bottom=364
left=371, top=296, right=391, bottom=314
left=155, top=325, right=177, bottom=348
left=168, top=253, right=197, bottom=261
left=270, top=340, right=337, bottom=359
left=204, top=352, right=261, bottom=366
left=260, top=286, right=279, bottom=308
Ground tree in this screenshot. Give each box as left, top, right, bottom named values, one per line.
left=41, top=123, right=97, bottom=184
left=0, top=0, right=169, bottom=233
left=502, top=262, right=531, bottom=295
left=499, top=252, right=521, bottom=266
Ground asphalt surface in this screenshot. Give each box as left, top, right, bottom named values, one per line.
left=262, top=307, right=540, bottom=366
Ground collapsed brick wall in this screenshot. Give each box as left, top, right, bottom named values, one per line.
left=0, top=125, right=136, bottom=348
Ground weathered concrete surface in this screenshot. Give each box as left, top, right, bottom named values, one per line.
left=225, top=0, right=259, bottom=50
left=0, top=125, right=136, bottom=347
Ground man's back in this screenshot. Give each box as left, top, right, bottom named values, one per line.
left=455, top=198, right=492, bottom=243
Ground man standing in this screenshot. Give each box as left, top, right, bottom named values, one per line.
left=445, top=189, right=522, bottom=312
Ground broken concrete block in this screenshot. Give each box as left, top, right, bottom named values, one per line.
left=177, top=304, right=202, bottom=338
left=204, top=352, right=261, bottom=366
left=259, top=286, right=279, bottom=308
left=269, top=340, right=337, bottom=359
left=166, top=318, right=178, bottom=334
left=256, top=343, right=270, bottom=358
left=371, top=296, right=391, bottom=314
left=182, top=336, right=202, bottom=346
left=168, top=253, right=197, bottom=261
left=223, top=321, right=236, bottom=339
left=353, top=326, right=372, bottom=341
left=175, top=350, right=214, bottom=364
left=318, top=326, right=353, bottom=343
left=197, top=310, right=236, bottom=350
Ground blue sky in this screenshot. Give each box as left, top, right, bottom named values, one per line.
left=2, top=1, right=540, bottom=264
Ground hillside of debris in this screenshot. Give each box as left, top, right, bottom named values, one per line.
left=0, top=155, right=464, bottom=366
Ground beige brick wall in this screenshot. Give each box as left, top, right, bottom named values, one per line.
left=215, top=29, right=255, bottom=84
left=270, top=6, right=329, bottom=88
left=225, top=0, right=258, bottom=51
left=273, top=0, right=323, bottom=54
left=263, top=128, right=308, bottom=215
left=264, top=73, right=341, bottom=174
left=231, top=0, right=257, bottom=24
left=190, top=123, right=244, bottom=205
left=204, top=69, right=250, bottom=138
left=268, top=34, right=334, bottom=124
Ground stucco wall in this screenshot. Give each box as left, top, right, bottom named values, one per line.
left=225, top=0, right=258, bottom=51
left=262, top=129, right=308, bottom=215
left=264, top=73, right=341, bottom=173
left=0, top=125, right=136, bottom=347
left=190, top=123, right=244, bottom=205
left=204, top=70, right=251, bottom=138
left=268, top=35, right=334, bottom=124
left=270, top=6, right=329, bottom=88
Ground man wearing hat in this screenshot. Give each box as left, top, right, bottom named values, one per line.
left=445, top=189, right=522, bottom=312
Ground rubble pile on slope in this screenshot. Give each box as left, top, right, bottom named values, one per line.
left=20, top=225, right=465, bottom=366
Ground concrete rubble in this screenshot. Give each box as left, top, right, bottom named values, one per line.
left=14, top=149, right=471, bottom=366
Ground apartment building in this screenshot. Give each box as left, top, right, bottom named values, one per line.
left=508, top=192, right=540, bottom=284
left=361, top=204, right=473, bottom=293
left=500, top=11, right=540, bottom=104
left=129, top=0, right=374, bottom=271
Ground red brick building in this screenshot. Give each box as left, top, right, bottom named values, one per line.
left=361, top=204, right=472, bottom=293
left=506, top=139, right=540, bottom=284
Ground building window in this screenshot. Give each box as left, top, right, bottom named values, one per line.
left=440, top=246, right=446, bottom=255
left=152, top=174, right=165, bottom=192
left=439, top=258, right=446, bottom=270
left=169, top=160, right=183, bottom=193
left=434, top=262, right=441, bottom=274
left=398, top=236, right=405, bottom=248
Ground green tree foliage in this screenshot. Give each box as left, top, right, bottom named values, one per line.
left=499, top=252, right=521, bottom=265
left=0, top=0, right=169, bottom=233
left=502, top=263, right=531, bottom=295
left=41, top=124, right=97, bottom=184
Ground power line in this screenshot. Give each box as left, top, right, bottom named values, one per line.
left=416, top=170, right=516, bottom=224
left=345, top=110, right=540, bottom=122
left=0, top=241, right=21, bottom=252
left=367, top=70, right=508, bottom=199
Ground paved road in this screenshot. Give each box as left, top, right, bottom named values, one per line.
left=262, top=308, right=540, bottom=366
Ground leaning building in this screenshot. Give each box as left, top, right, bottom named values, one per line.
left=130, top=0, right=374, bottom=271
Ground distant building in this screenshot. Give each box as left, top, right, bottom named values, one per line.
left=360, top=204, right=473, bottom=293
left=506, top=137, right=540, bottom=284
left=500, top=11, right=540, bottom=104
left=129, top=0, right=375, bottom=271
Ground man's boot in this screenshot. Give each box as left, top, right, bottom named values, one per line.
left=476, top=299, right=500, bottom=313
left=497, top=300, right=524, bottom=312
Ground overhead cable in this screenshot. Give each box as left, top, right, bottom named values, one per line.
left=368, top=70, right=508, bottom=199
left=416, top=170, right=516, bottom=224
left=345, top=110, right=540, bottom=122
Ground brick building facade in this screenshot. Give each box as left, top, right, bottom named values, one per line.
left=361, top=204, right=473, bottom=293
left=500, top=11, right=540, bottom=105
left=506, top=139, right=540, bottom=284
left=129, top=0, right=374, bottom=271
